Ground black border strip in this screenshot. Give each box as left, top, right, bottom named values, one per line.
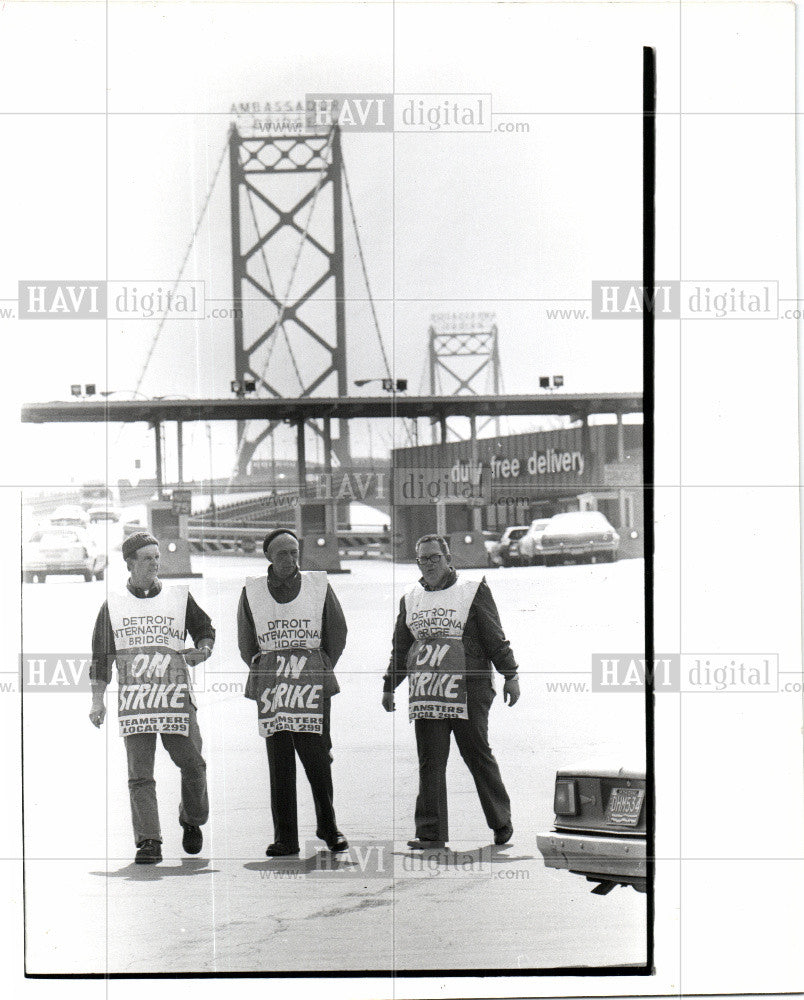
left=643, top=44, right=657, bottom=981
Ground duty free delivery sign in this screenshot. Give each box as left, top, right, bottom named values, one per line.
left=393, top=450, right=586, bottom=505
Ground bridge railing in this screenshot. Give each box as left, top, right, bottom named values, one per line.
left=187, top=524, right=394, bottom=559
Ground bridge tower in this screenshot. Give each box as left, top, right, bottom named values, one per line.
left=229, top=123, right=350, bottom=476
left=428, top=312, right=502, bottom=441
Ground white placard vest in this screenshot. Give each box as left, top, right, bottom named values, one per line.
left=403, top=577, right=481, bottom=721
left=245, top=572, right=328, bottom=737
left=107, top=585, right=191, bottom=737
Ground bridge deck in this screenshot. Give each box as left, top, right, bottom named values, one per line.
left=21, top=392, right=643, bottom=424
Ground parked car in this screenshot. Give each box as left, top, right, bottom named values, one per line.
left=122, top=519, right=144, bottom=539
left=88, top=506, right=120, bottom=523
left=481, top=530, right=501, bottom=567
left=48, top=504, right=90, bottom=528
left=489, top=525, right=530, bottom=567
left=517, top=518, right=552, bottom=565
left=80, top=482, right=118, bottom=508
left=539, top=510, right=619, bottom=566
left=23, top=527, right=107, bottom=583
left=537, top=767, right=647, bottom=894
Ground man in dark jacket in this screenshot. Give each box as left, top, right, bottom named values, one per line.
left=382, top=533, right=520, bottom=849
left=238, top=529, right=348, bottom=857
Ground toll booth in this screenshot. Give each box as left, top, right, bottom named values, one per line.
left=147, top=493, right=200, bottom=578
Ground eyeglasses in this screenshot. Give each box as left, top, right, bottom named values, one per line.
left=416, top=553, right=444, bottom=566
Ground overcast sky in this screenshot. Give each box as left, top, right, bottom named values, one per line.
left=5, top=1, right=657, bottom=486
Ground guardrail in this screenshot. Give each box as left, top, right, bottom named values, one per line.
left=187, top=525, right=395, bottom=559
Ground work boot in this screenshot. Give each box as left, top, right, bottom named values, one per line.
left=494, top=823, right=514, bottom=846
left=135, top=839, right=162, bottom=865
left=181, top=820, right=203, bottom=855
left=265, top=842, right=300, bottom=857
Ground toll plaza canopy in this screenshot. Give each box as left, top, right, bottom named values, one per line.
left=21, top=392, right=642, bottom=424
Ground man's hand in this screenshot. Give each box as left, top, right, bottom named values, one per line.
left=89, top=700, right=106, bottom=728
left=503, top=676, right=520, bottom=707
left=382, top=692, right=395, bottom=713
left=182, top=647, right=209, bottom=667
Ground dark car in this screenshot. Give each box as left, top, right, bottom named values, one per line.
left=88, top=506, right=120, bottom=524
left=537, top=767, right=647, bottom=894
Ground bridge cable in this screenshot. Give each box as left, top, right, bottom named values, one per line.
left=342, top=159, right=391, bottom=380
left=342, top=157, right=415, bottom=448
left=132, top=134, right=230, bottom=400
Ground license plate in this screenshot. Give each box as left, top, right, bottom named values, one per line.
left=606, top=787, right=645, bottom=827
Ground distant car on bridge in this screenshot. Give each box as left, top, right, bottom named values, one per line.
left=80, top=482, right=118, bottom=508
left=88, top=506, right=120, bottom=524
left=48, top=505, right=90, bottom=529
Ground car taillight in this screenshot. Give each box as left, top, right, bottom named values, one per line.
left=554, top=779, right=579, bottom=816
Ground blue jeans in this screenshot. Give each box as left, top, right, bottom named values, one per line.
left=124, top=707, right=209, bottom=845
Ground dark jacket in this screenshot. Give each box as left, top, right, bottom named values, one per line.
left=237, top=567, right=347, bottom=700
left=383, top=568, right=518, bottom=693
left=90, top=579, right=215, bottom=684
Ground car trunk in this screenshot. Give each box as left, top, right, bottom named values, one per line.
left=553, top=771, right=646, bottom=835
left=542, top=531, right=608, bottom=546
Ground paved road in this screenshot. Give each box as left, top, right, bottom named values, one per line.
left=21, top=555, right=647, bottom=974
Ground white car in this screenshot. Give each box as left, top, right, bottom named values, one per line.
left=48, top=504, right=90, bottom=528
left=517, top=518, right=552, bottom=565
left=482, top=531, right=501, bottom=566
left=23, top=527, right=107, bottom=583
left=539, top=510, right=620, bottom=566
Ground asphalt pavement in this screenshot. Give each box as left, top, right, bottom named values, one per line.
left=21, top=554, right=647, bottom=974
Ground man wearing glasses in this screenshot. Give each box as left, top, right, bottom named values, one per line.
left=382, top=533, right=520, bottom=849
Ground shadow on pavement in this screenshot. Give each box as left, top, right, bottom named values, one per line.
left=392, top=844, right=536, bottom=865
left=243, top=851, right=362, bottom=876
left=90, top=858, right=218, bottom=881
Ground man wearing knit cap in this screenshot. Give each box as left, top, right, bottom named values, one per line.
left=89, top=531, right=215, bottom=865
left=237, top=528, right=349, bottom=857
